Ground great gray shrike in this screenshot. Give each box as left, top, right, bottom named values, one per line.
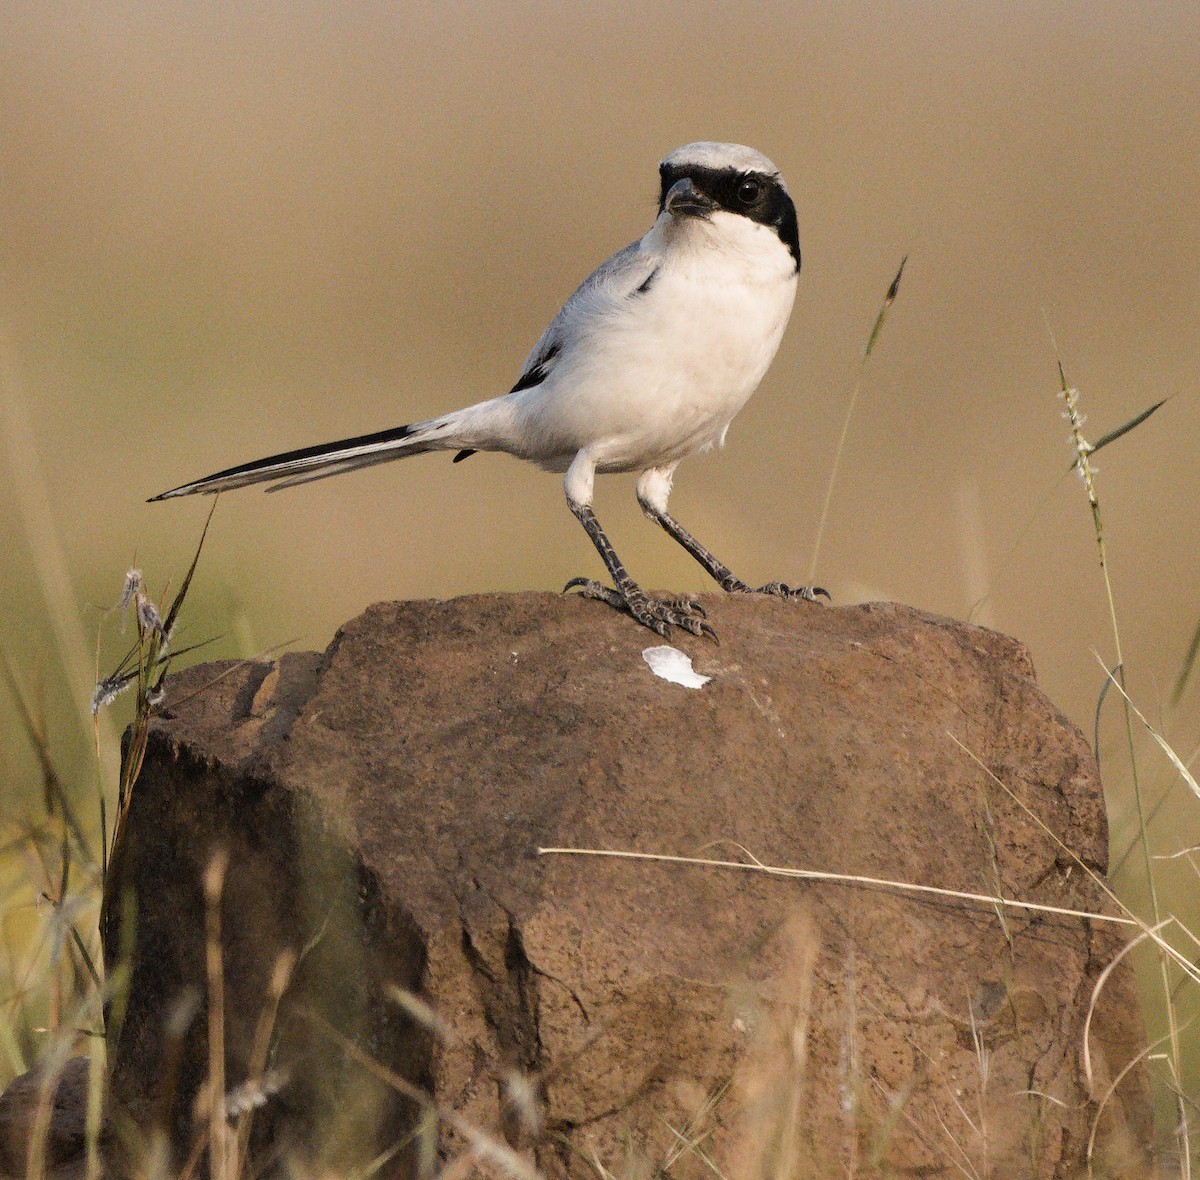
left=152, top=142, right=825, bottom=639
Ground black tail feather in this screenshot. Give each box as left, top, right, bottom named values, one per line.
left=149, top=423, right=418, bottom=501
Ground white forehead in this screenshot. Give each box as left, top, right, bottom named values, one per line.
left=660, top=142, right=782, bottom=179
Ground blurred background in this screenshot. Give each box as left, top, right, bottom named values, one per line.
left=1, top=0, right=1198, bottom=1102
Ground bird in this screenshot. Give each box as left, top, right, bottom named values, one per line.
left=151, top=141, right=826, bottom=639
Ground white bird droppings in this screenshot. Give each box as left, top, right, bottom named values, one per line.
left=642, top=645, right=711, bottom=689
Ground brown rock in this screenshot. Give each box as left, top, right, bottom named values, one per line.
left=101, top=592, right=1152, bottom=1178
left=0, top=1056, right=96, bottom=1180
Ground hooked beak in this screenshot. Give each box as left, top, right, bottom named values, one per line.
left=665, top=177, right=713, bottom=220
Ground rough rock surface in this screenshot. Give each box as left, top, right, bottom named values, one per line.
left=101, top=592, right=1150, bottom=1178
left=0, top=1056, right=93, bottom=1180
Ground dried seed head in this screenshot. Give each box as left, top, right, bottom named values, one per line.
left=119, top=569, right=143, bottom=609
left=91, top=674, right=132, bottom=714
left=119, top=568, right=143, bottom=632
left=225, top=1067, right=289, bottom=1120
left=136, top=593, right=165, bottom=636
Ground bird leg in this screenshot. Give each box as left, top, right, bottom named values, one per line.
left=564, top=501, right=715, bottom=640
left=639, top=498, right=829, bottom=603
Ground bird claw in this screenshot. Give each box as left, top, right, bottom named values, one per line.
left=757, top=581, right=831, bottom=602
left=563, top=578, right=625, bottom=609
left=564, top=579, right=718, bottom=642
left=667, top=594, right=706, bottom=618
left=727, top=579, right=830, bottom=603
left=563, top=576, right=603, bottom=597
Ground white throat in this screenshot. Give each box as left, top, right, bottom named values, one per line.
left=645, top=209, right=797, bottom=286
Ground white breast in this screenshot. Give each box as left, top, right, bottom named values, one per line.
left=514, top=210, right=798, bottom=474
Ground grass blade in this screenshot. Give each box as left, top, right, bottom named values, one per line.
left=1068, top=397, right=1169, bottom=471
left=863, top=254, right=907, bottom=362
left=162, top=498, right=218, bottom=641
left=1170, top=616, right=1200, bottom=709
left=1093, top=660, right=1121, bottom=768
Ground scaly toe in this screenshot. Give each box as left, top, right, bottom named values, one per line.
left=660, top=604, right=718, bottom=643
left=666, top=595, right=706, bottom=619
left=631, top=595, right=721, bottom=642
left=754, top=581, right=830, bottom=603
left=563, top=578, right=625, bottom=608
left=568, top=579, right=722, bottom=640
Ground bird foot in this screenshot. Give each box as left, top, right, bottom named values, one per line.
left=725, top=579, right=831, bottom=602
left=564, top=578, right=717, bottom=641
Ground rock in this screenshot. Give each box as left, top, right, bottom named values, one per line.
left=101, top=592, right=1152, bottom=1178
left=0, top=1056, right=96, bottom=1180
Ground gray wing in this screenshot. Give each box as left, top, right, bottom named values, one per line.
left=509, top=240, right=658, bottom=394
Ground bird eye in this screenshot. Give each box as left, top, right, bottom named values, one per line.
left=737, top=179, right=762, bottom=204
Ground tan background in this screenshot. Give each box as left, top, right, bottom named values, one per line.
left=1, top=1, right=1198, bottom=1004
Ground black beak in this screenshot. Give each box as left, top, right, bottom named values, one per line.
left=665, top=177, right=713, bottom=220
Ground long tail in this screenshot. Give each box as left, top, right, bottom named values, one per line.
left=149, top=410, right=488, bottom=501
